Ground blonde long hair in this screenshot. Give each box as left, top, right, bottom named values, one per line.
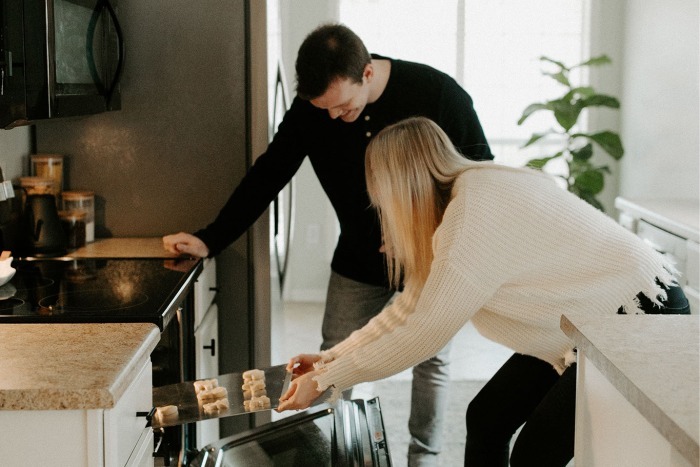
left=366, top=117, right=488, bottom=288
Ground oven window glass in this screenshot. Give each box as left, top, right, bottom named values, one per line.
left=216, top=412, right=335, bottom=466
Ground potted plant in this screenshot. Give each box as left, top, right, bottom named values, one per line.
left=517, top=55, right=624, bottom=211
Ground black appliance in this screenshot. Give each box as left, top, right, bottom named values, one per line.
left=0, top=0, right=124, bottom=129
left=0, top=256, right=201, bottom=464
left=21, top=193, right=67, bottom=257
left=191, top=398, right=392, bottom=467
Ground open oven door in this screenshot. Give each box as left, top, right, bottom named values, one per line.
left=190, top=398, right=391, bottom=467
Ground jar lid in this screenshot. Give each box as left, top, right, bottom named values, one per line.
left=19, top=176, right=54, bottom=187
left=59, top=209, right=87, bottom=221
left=30, top=154, right=64, bottom=162
left=62, top=190, right=95, bottom=200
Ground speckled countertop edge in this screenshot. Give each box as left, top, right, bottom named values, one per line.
left=561, top=314, right=699, bottom=464
left=0, top=322, right=159, bottom=410
left=68, top=237, right=179, bottom=258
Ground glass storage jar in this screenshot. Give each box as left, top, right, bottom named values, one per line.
left=58, top=210, right=87, bottom=249
left=30, top=154, right=64, bottom=197
left=61, top=191, right=95, bottom=243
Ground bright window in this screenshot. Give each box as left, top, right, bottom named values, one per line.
left=339, top=0, right=590, bottom=168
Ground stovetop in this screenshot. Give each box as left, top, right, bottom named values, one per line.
left=0, top=257, right=201, bottom=330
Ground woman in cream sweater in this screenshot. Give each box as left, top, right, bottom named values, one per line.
left=277, top=117, right=689, bottom=466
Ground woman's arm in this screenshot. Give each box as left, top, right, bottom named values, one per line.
left=313, top=258, right=497, bottom=396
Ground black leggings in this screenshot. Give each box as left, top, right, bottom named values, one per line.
left=464, top=354, right=575, bottom=466
left=464, top=284, right=690, bottom=467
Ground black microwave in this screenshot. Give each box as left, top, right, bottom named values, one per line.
left=0, top=0, right=123, bottom=129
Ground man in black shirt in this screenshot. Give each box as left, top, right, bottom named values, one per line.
left=164, top=23, right=492, bottom=466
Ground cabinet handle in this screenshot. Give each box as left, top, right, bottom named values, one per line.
left=137, top=407, right=156, bottom=426
left=209, top=287, right=220, bottom=292
left=203, top=338, right=216, bottom=357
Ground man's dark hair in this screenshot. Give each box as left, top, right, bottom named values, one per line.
left=295, top=23, right=372, bottom=100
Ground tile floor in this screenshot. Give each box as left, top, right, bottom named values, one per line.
left=270, top=300, right=514, bottom=466
left=271, top=301, right=574, bottom=467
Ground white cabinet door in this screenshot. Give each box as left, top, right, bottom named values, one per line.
left=195, top=303, right=220, bottom=448
left=0, top=358, right=153, bottom=467
left=575, top=352, right=692, bottom=467
left=104, top=358, right=154, bottom=467
left=125, top=428, right=155, bottom=467
left=194, top=258, right=217, bottom=328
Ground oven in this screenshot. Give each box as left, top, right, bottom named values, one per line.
left=0, top=257, right=393, bottom=466
left=0, top=256, right=201, bottom=465
left=191, top=398, right=391, bottom=467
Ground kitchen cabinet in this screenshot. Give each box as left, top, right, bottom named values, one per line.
left=561, top=314, right=698, bottom=466
left=193, top=257, right=220, bottom=448
left=615, top=197, right=699, bottom=313
left=0, top=323, right=159, bottom=467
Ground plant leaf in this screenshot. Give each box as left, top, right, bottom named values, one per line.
left=544, top=71, right=570, bottom=87
left=573, top=170, right=604, bottom=195
left=580, top=94, right=620, bottom=109
left=576, top=191, right=606, bottom=211
left=526, top=155, right=560, bottom=169
left=572, top=55, right=611, bottom=69
left=571, top=143, right=593, bottom=162
left=564, top=87, right=596, bottom=100
left=550, top=99, right=582, bottom=131
left=521, top=131, right=555, bottom=148
left=517, top=103, right=550, bottom=125
left=539, top=56, right=568, bottom=70
left=573, top=131, right=624, bottom=159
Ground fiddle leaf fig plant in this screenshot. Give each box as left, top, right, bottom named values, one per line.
left=518, top=55, right=624, bottom=211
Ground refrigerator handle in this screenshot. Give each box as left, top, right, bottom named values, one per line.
left=272, top=62, right=294, bottom=293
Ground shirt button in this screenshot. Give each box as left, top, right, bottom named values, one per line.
left=366, top=131, right=372, bottom=137
left=364, top=115, right=370, bottom=121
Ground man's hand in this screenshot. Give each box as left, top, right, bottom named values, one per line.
left=162, top=232, right=210, bottom=258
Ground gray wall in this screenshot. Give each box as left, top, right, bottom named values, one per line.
left=35, top=1, right=248, bottom=237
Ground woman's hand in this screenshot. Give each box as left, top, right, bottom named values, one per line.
left=286, top=353, right=322, bottom=379
left=162, top=232, right=209, bottom=258
left=277, top=371, right=324, bottom=411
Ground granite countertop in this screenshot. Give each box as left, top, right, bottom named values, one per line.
left=0, top=323, right=159, bottom=410
left=69, top=237, right=178, bottom=258
left=561, top=313, right=699, bottom=463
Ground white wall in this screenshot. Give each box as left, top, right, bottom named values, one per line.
left=0, top=127, right=31, bottom=181
left=276, top=2, right=340, bottom=302
left=273, top=0, right=700, bottom=302
left=617, top=0, right=699, bottom=201
left=587, top=0, right=626, bottom=213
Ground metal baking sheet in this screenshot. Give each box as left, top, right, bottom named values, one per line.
left=151, top=364, right=292, bottom=429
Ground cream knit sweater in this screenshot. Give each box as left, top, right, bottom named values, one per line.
left=313, top=165, right=677, bottom=398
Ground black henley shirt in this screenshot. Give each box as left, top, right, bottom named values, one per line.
left=195, top=55, right=493, bottom=287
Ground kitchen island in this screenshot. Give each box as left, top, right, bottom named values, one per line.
left=0, top=237, right=210, bottom=465
left=561, top=313, right=699, bottom=466
left=0, top=322, right=159, bottom=466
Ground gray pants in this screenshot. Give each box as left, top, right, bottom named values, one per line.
left=322, top=271, right=451, bottom=467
